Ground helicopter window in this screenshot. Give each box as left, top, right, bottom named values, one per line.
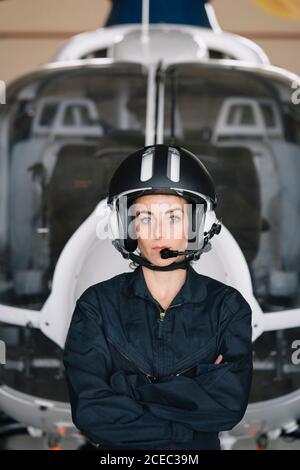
left=163, top=63, right=300, bottom=313
left=0, top=63, right=147, bottom=310
left=64, top=105, right=92, bottom=126
left=260, top=102, right=276, bottom=128
left=39, top=103, right=58, bottom=127
left=227, top=105, right=255, bottom=126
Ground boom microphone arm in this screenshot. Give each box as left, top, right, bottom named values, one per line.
left=160, top=221, right=222, bottom=259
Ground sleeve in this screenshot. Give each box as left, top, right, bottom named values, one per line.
left=131, top=289, right=253, bottom=433
left=62, top=287, right=194, bottom=447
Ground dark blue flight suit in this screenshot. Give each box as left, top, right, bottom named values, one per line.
left=63, top=263, right=253, bottom=450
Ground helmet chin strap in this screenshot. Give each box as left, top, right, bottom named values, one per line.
left=129, top=252, right=192, bottom=271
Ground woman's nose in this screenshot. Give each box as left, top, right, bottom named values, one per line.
left=152, top=218, right=164, bottom=239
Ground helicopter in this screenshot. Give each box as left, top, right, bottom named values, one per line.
left=0, top=0, right=300, bottom=450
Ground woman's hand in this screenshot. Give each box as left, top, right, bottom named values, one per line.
left=214, top=354, right=223, bottom=364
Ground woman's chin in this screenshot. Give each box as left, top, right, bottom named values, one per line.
left=147, top=253, right=179, bottom=266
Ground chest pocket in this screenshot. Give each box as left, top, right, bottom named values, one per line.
left=172, top=334, right=219, bottom=376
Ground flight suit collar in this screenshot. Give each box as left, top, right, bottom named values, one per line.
left=122, top=262, right=207, bottom=306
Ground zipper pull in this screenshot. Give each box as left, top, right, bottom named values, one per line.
left=175, top=363, right=197, bottom=376
left=147, top=374, right=158, bottom=383
left=158, top=314, right=165, bottom=339
left=159, top=311, right=166, bottom=321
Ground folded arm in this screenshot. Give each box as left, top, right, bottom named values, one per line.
left=63, top=288, right=193, bottom=448
left=118, top=289, right=253, bottom=433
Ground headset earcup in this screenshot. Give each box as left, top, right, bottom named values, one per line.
left=124, top=237, right=138, bottom=252
left=187, top=201, right=207, bottom=249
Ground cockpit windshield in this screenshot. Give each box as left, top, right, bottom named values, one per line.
left=163, top=63, right=300, bottom=312
left=0, top=62, right=147, bottom=309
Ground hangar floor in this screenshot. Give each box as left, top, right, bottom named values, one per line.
left=1, top=434, right=300, bottom=450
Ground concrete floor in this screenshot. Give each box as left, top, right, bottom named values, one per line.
left=233, top=436, right=300, bottom=450
left=1, top=434, right=300, bottom=450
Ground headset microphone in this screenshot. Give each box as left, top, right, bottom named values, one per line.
left=160, top=248, right=196, bottom=259
left=159, top=222, right=222, bottom=260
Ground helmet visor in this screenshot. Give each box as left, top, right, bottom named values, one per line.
left=116, top=194, right=207, bottom=251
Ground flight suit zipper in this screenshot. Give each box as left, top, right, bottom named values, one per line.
left=155, top=302, right=183, bottom=338
left=107, top=303, right=184, bottom=382
left=107, top=335, right=157, bottom=383
left=174, top=358, right=228, bottom=376
left=174, top=362, right=199, bottom=376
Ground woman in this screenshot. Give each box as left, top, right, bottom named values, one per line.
left=63, top=144, right=253, bottom=450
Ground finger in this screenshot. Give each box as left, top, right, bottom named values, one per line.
left=214, top=354, right=223, bottom=364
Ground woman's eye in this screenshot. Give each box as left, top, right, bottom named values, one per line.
left=169, top=215, right=181, bottom=223
left=139, top=215, right=181, bottom=224
left=140, top=217, right=151, bottom=224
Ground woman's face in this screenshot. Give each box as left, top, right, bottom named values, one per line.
left=132, top=193, right=189, bottom=266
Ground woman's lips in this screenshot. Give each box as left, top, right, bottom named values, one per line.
left=152, top=246, right=170, bottom=251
